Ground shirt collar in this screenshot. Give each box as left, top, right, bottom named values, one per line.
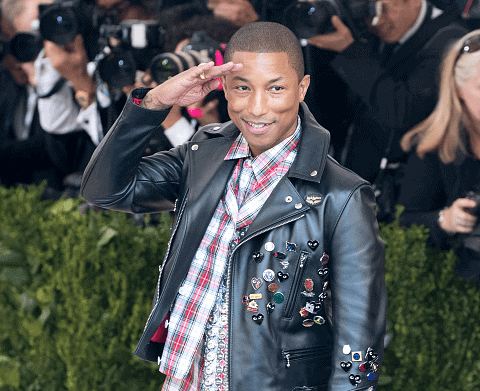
left=398, top=0, right=428, bottom=45
left=225, top=116, right=301, bottom=162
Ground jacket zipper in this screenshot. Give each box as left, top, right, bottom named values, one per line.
left=227, top=213, right=306, bottom=387
left=282, top=346, right=332, bottom=368
left=283, top=251, right=309, bottom=319
left=137, top=192, right=189, bottom=346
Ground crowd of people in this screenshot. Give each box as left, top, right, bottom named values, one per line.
left=1, top=0, right=479, bottom=285
left=2, top=0, right=480, bottom=389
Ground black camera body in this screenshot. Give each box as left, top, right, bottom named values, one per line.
left=38, top=0, right=95, bottom=46
left=0, top=34, right=10, bottom=63
left=97, top=20, right=166, bottom=89
left=466, top=190, right=480, bottom=217
left=283, top=0, right=376, bottom=39
left=149, top=31, right=223, bottom=85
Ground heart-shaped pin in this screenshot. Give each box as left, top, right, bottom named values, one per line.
left=349, top=374, right=361, bottom=386
left=277, top=271, right=289, bottom=282
left=314, top=302, right=322, bottom=312
left=340, top=361, right=352, bottom=372
left=252, top=252, right=264, bottom=263
left=317, top=268, right=329, bottom=279
left=274, top=251, right=286, bottom=259
left=252, top=313, right=264, bottom=324
left=251, top=277, right=263, bottom=290
left=307, top=240, right=319, bottom=250
left=266, top=302, right=275, bottom=314
left=366, top=348, right=379, bottom=362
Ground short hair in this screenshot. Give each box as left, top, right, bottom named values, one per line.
left=224, top=22, right=305, bottom=82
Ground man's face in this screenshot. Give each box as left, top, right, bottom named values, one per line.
left=222, top=51, right=310, bottom=157
left=368, top=0, right=422, bottom=43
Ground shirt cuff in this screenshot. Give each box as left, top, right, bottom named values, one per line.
left=163, top=116, right=196, bottom=147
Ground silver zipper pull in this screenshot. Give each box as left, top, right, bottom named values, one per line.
left=285, top=353, right=291, bottom=368
left=299, top=252, right=308, bottom=268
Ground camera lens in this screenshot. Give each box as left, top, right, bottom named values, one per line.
left=39, top=7, right=78, bottom=46
left=283, top=1, right=339, bottom=38
left=149, top=50, right=204, bottom=84
left=98, top=49, right=136, bottom=89
left=9, top=33, right=43, bottom=63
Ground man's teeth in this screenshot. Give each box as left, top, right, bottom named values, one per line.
left=248, top=122, right=268, bottom=128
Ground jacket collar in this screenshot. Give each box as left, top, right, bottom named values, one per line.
left=202, top=102, right=331, bottom=184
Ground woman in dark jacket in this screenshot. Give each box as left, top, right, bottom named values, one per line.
left=399, top=29, right=480, bottom=288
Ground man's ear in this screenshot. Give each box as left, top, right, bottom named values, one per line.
left=298, top=74, right=310, bottom=102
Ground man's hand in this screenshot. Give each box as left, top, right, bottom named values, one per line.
left=307, top=15, right=354, bottom=53
left=44, top=34, right=95, bottom=94
left=208, top=0, right=259, bottom=27
left=140, top=61, right=242, bottom=111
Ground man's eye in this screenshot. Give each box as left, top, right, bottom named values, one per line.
left=235, top=86, right=249, bottom=91
left=271, top=86, right=283, bottom=92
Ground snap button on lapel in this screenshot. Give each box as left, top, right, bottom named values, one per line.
left=285, top=196, right=292, bottom=203
left=191, top=144, right=199, bottom=150
left=295, top=203, right=302, bottom=209
left=310, top=170, right=318, bottom=176
left=213, top=126, right=220, bottom=130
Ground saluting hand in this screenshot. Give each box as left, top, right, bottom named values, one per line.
left=139, top=61, right=243, bottom=111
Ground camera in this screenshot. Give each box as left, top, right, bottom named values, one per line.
left=38, top=0, right=95, bottom=46
left=0, top=34, right=10, bottom=63
left=96, top=19, right=165, bottom=89
left=8, top=32, right=43, bottom=63
left=466, top=190, right=480, bottom=217
left=149, top=31, right=222, bottom=85
left=282, top=0, right=377, bottom=39
left=8, top=0, right=98, bottom=63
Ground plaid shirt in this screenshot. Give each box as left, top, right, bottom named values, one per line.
left=161, top=119, right=301, bottom=389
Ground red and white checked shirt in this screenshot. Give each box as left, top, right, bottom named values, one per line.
left=160, top=119, right=301, bottom=389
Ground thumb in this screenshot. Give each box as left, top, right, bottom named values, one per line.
left=331, top=15, right=346, bottom=30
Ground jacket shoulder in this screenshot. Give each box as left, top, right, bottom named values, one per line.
left=322, top=155, right=370, bottom=191
left=191, top=121, right=239, bottom=142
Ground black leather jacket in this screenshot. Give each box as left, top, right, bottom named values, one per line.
left=81, top=88, right=387, bottom=391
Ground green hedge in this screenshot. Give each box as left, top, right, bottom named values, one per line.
left=0, top=185, right=479, bottom=390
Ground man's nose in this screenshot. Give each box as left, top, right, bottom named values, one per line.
left=248, top=91, right=268, bottom=117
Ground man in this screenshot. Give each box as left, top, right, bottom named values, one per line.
left=81, top=22, right=386, bottom=391
left=306, top=0, right=467, bottom=185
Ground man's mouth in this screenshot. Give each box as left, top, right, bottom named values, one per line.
left=244, top=119, right=274, bottom=130
left=248, top=122, right=269, bottom=128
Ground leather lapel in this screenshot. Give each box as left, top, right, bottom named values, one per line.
left=185, top=135, right=237, bottom=232
left=245, top=176, right=310, bottom=238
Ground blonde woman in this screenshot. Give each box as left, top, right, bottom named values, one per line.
left=399, top=30, right=480, bottom=288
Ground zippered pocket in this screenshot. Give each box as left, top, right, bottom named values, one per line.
left=282, top=345, right=332, bottom=368
left=283, top=251, right=309, bottom=319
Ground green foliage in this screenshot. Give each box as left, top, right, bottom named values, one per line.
left=0, top=184, right=170, bottom=390
left=1, top=187, right=480, bottom=390
left=378, top=207, right=480, bottom=391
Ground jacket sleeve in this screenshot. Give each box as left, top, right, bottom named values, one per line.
left=397, top=152, right=450, bottom=249
left=328, top=184, right=387, bottom=391
left=80, top=88, right=186, bottom=214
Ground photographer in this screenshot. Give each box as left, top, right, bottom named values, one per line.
left=302, top=0, right=467, bottom=189
left=0, top=0, right=67, bottom=191
left=399, top=30, right=480, bottom=289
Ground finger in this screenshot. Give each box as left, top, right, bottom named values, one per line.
left=198, top=62, right=242, bottom=81
left=455, top=197, right=478, bottom=208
